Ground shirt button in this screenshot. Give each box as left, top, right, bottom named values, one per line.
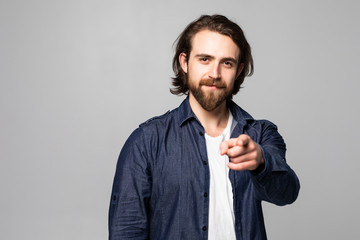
left=204, top=192, right=208, bottom=198
left=202, top=226, right=207, bottom=231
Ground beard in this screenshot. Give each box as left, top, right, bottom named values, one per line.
left=188, top=77, right=233, bottom=112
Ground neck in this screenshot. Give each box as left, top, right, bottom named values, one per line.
left=189, top=94, right=230, bottom=137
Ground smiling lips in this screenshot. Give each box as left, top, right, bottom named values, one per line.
left=199, top=78, right=227, bottom=88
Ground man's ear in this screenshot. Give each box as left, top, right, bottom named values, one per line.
left=236, top=63, right=244, bottom=78
left=179, top=53, right=188, bottom=73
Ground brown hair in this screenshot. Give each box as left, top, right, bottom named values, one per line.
left=170, top=14, right=254, bottom=96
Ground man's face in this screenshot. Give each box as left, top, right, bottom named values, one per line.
left=180, top=30, right=243, bottom=111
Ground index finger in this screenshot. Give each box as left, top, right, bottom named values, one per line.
left=235, top=134, right=250, bottom=146
left=220, top=135, right=250, bottom=155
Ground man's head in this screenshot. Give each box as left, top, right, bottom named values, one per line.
left=171, top=15, right=254, bottom=98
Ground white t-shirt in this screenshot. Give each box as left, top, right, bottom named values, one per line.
left=205, top=112, right=236, bottom=240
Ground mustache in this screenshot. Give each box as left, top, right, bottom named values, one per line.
left=199, top=78, right=227, bottom=88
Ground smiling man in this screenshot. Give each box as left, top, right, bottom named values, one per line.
left=109, top=15, right=300, bottom=240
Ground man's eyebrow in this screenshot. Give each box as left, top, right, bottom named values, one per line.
left=194, top=54, right=214, bottom=59
left=222, top=57, right=238, bottom=64
left=194, top=54, right=238, bottom=63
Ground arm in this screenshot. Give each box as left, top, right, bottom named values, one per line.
left=220, top=121, right=300, bottom=205
left=109, top=128, right=151, bottom=239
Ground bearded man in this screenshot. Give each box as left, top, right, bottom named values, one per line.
left=109, top=14, right=300, bottom=240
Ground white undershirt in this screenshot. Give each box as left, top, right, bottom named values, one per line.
left=205, top=112, right=236, bottom=240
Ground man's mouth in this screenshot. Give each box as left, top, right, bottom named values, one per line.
left=202, top=84, right=224, bottom=88
left=200, top=79, right=226, bottom=88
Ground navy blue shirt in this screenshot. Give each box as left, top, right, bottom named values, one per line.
left=109, top=98, right=300, bottom=240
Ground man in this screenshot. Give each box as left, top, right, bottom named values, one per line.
left=109, top=15, right=300, bottom=240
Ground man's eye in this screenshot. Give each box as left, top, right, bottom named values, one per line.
left=200, top=58, right=208, bottom=62
left=224, top=61, right=233, bottom=67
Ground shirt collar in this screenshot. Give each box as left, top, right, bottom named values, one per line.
left=178, top=97, right=197, bottom=126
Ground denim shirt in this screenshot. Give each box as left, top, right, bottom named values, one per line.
left=109, top=98, right=300, bottom=240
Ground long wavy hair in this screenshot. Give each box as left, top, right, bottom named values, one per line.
left=171, top=15, right=254, bottom=96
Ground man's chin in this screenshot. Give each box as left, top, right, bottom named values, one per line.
left=198, top=97, right=227, bottom=112
left=190, top=87, right=232, bottom=111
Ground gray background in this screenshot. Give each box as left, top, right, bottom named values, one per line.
left=1, top=0, right=359, bottom=239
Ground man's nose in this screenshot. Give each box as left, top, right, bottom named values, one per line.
left=208, top=63, right=221, bottom=80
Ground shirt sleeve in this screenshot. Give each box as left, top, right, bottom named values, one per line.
left=109, top=128, right=151, bottom=240
left=250, top=120, right=300, bottom=206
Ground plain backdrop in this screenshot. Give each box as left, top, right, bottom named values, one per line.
left=1, top=0, right=359, bottom=239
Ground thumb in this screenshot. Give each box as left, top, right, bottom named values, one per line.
left=220, top=141, right=228, bottom=155
left=220, top=138, right=237, bottom=155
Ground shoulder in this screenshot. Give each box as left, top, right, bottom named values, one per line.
left=123, top=111, right=173, bottom=148
left=138, top=102, right=184, bottom=130
left=249, top=119, right=285, bottom=150
left=139, top=110, right=172, bottom=128
left=125, top=102, right=183, bottom=141
left=123, top=108, right=178, bottom=147
left=230, top=101, right=279, bottom=130
left=230, top=102, right=283, bottom=144
left=121, top=108, right=178, bottom=160
left=249, top=119, right=279, bottom=131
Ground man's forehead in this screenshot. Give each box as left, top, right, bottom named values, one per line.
left=190, top=30, right=240, bottom=59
